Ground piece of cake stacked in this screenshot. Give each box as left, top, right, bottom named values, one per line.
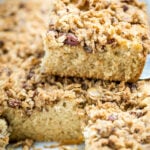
left=0, top=0, right=150, bottom=149
left=42, top=0, right=150, bottom=82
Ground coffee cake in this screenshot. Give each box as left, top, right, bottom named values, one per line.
left=0, top=0, right=150, bottom=149
left=0, top=0, right=83, bottom=144
left=41, top=0, right=150, bottom=82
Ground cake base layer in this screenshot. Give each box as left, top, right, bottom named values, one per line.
left=2, top=100, right=83, bottom=144
left=0, top=0, right=84, bottom=144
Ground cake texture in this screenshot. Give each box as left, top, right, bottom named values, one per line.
left=0, top=0, right=150, bottom=149
left=41, top=0, right=150, bottom=82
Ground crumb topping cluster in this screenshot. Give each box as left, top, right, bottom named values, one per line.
left=49, top=0, right=150, bottom=53
left=84, top=99, right=150, bottom=149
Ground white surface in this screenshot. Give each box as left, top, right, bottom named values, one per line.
left=140, top=0, right=150, bottom=79
left=1, top=0, right=150, bottom=149
left=140, top=54, right=150, bottom=79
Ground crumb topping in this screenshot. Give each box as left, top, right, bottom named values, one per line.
left=64, top=33, right=80, bottom=46
left=0, top=0, right=150, bottom=116
left=48, top=0, right=150, bottom=53
left=84, top=101, right=150, bottom=149
left=0, top=119, right=9, bottom=148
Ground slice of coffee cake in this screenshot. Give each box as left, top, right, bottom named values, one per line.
left=42, top=0, right=150, bottom=82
